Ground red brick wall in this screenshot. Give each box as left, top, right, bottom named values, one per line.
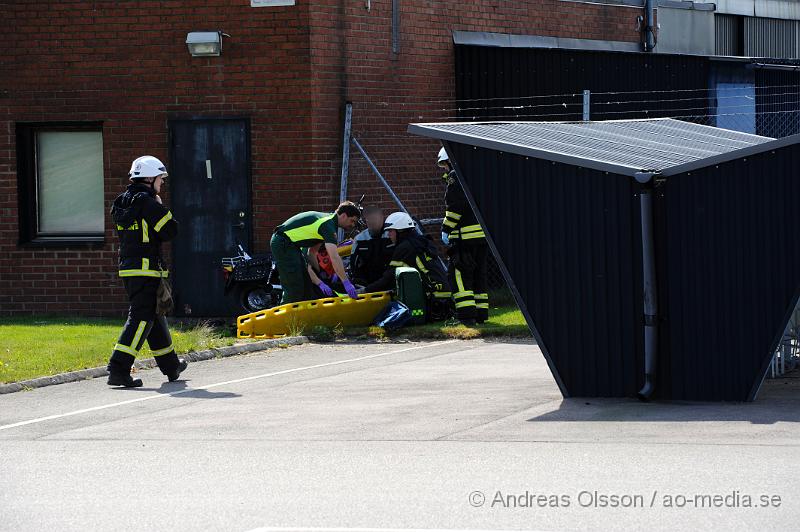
left=1, top=0, right=313, bottom=316
left=1, top=0, right=641, bottom=316
left=308, top=0, right=643, bottom=225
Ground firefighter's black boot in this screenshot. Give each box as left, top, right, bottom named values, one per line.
left=167, top=359, right=188, bottom=382
left=107, top=353, right=143, bottom=388
left=155, top=352, right=188, bottom=382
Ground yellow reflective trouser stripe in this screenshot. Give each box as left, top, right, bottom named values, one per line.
left=114, top=343, right=138, bottom=356
left=154, top=211, right=173, bottom=232
left=283, top=214, right=335, bottom=243
left=142, top=219, right=149, bottom=243
left=119, top=270, right=168, bottom=278
left=445, top=211, right=462, bottom=220
left=461, top=233, right=486, bottom=240
left=151, top=344, right=174, bottom=357
left=455, top=269, right=466, bottom=293
left=433, top=291, right=451, bottom=298
left=455, top=300, right=477, bottom=309
left=477, top=303, right=490, bottom=309
left=415, top=256, right=429, bottom=274
left=130, top=321, right=147, bottom=351
left=443, top=219, right=457, bottom=228
left=454, top=291, right=474, bottom=298
left=114, top=321, right=147, bottom=357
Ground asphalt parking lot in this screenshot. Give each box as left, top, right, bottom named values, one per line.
left=1, top=339, right=798, bottom=531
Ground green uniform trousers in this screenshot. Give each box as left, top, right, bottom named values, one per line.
left=270, top=232, right=317, bottom=304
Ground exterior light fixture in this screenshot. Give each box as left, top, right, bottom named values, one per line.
left=186, top=31, right=224, bottom=57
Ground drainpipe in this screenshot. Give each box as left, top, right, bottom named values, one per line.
left=644, top=0, right=656, bottom=52
left=635, top=172, right=658, bottom=401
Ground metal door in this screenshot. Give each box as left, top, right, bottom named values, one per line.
left=168, top=118, right=251, bottom=317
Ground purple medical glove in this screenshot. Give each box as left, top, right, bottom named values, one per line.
left=343, top=279, right=359, bottom=299
left=317, top=281, right=334, bottom=297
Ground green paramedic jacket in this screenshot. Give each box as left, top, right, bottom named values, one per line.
left=274, top=211, right=339, bottom=248
left=111, top=183, right=179, bottom=278
left=442, top=169, right=486, bottom=243
left=363, top=232, right=450, bottom=299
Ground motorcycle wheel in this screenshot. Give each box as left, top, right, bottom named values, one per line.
left=238, top=284, right=276, bottom=313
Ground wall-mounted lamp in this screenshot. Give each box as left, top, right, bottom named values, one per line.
left=186, top=31, right=225, bottom=57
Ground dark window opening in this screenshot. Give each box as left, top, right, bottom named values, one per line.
left=16, top=122, right=105, bottom=245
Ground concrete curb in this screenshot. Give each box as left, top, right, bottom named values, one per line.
left=0, top=336, right=309, bottom=395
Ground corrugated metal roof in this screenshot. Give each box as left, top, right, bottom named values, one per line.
left=408, top=118, right=778, bottom=176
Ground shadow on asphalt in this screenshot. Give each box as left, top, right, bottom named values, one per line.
left=111, top=380, right=241, bottom=399
left=527, top=373, right=800, bottom=425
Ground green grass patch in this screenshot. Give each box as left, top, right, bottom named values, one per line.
left=0, top=317, right=235, bottom=384
left=340, top=304, right=531, bottom=341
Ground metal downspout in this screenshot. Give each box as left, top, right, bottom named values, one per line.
left=644, top=0, right=656, bottom=52
left=636, top=172, right=658, bottom=401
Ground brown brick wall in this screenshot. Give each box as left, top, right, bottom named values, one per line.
left=1, top=0, right=641, bottom=316
left=309, top=0, right=643, bottom=224
left=1, top=0, right=313, bottom=316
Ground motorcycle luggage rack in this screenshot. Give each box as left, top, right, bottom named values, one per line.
left=233, top=256, right=272, bottom=282
left=221, top=256, right=246, bottom=269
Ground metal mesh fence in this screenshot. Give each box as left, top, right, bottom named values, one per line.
left=342, top=85, right=800, bottom=294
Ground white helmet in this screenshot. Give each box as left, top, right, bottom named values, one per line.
left=384, top=212, right=416, bottom=231
left=437, top=147, right=449, bottom=166
left=129, top=155, right=168, bottom=180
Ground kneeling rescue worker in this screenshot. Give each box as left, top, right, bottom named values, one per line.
left=106, top=155, right=187, bottom=388
left=362, top=212, right=451, bottom=308
left=271, top=202, right=362, bottom=304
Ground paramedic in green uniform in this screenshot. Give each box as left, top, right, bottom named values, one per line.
left=271, top=202, right=361, bottom=304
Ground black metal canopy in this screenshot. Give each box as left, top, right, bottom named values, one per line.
left=411, top=119, right=800, bottom=401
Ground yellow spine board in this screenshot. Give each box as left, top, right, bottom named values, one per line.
left=237, top=291, right=392, bottom=339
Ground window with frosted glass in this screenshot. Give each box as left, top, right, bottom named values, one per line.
left=36, top=131, right=104, bottom=235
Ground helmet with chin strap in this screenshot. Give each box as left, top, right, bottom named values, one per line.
left=128, top=156, right=168, bottom=181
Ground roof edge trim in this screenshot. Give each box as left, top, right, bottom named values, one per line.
left=660, top=132, right=800, bottom=176
left=452, top=30, right=642, bottom=53
left=409, top=123, right=661, bottom=177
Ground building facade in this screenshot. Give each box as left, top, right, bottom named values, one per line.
left=3, top=0, right=797, bottom=316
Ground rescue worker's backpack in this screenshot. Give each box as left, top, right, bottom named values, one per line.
left=395, top=267, right=427, bottom=325
left=110, top=191, right=148, bottom=234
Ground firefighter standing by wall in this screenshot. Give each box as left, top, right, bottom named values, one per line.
left=271, top=202, right=361, bottom=304
left=106, top=156, right=186, bottom=388
left=438, top=148, right=489, bottom=325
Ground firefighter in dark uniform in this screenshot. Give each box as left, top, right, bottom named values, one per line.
left=350, top=206, right=394, bottom=286
left=438, top=147, right=489, bottom=325
left=271, top=202, right=361, bottom=304
left=106, top=155, right=187, bottom=388
left=361, top=212, right=451, bottom=311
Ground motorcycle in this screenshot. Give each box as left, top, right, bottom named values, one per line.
left=221, top=245, right=283, bottom=313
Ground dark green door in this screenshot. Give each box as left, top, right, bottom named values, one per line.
left=168, top=118, right=251, bottom=317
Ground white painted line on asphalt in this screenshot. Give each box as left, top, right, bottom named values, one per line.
left=0, top=340, right=460, bottom=432
left=248, top=529, right=544, bottom=532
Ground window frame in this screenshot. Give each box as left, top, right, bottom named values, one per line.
left=16, top=122, right=106, bottom=246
